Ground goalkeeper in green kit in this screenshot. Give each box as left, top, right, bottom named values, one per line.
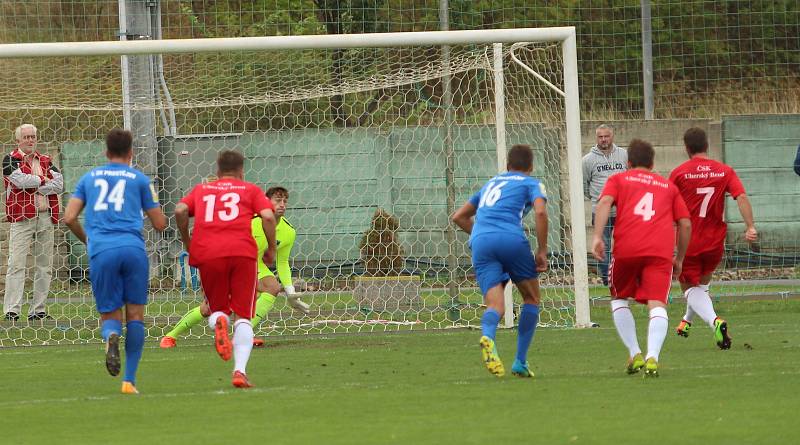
left=160, top=186, right=309, bottom=348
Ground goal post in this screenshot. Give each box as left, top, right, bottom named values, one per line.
left=0, top=27, right=590, bottom=346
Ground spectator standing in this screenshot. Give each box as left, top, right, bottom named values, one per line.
left=2, top=124, right=63, bottom=321
left=582, top=124, right=627, bottom=286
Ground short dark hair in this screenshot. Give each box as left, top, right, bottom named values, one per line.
left=217, top=150, right=244, bottom=174
left=683, top=127, right=708, bottom=154
left=266, top=186, right=289, bottom=199
left=507, top=144, right=534, bottom=172
left=627, top=139, right=655, bottom=168
left=105, top=129, right=132, bottom=157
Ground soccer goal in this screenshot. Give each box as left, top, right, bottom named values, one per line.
left=0, top=27, right=590, bottom=346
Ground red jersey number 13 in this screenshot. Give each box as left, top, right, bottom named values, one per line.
left=202, top=192, right=241, bottom=222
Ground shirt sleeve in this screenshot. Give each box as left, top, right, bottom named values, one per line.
left=140, top=175, right=159, bottom=211
left=528, top=179, right=547, bottom=204
left=180, top=185, right=196, bottom=217
left=672, top=187, right=691, bottom=221
left=72, top=174, right=87, bottom=201
left=582, top=155, right=591, bottom=197
left=726, top=167, right=746, bottom=199
left=468, top=189, right=481, bottom=208
left=275, top=225, right=296, bottom=288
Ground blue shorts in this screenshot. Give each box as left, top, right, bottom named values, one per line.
left=470, top=233, right=538, bottom=296
left=89, top=246, right=150, bottom=313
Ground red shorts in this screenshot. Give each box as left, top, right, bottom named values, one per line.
left=196, top=256, right=257, bottom=319
left=679, top=248, right=723, bottom=286
left=609, top=256, right=673, bottom=304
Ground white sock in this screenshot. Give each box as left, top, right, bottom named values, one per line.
left=682, top=289, right=696, bottom=323
left=208, top=311, right=228, bottom=329
left=611, top=299, right=641, bottom=357
left=686, top=286, right=717, bottom=328
left=233, top=319, right=254, bottom=374
left=646, top=307, right=668, bottom=362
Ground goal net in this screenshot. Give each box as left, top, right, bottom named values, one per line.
left=0, top=28, right=588, bottom=346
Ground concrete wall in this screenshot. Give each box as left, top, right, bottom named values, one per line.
left=1, top=116, right=796, bottom=290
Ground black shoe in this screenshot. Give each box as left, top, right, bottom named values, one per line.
left=105, top=333, right=121, bottom=376
left=4, top=312, right=19, bottom=321
left=27, top=312, right=53, bottom=321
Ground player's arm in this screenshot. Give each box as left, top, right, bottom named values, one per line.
left=532, top=197, right=548, bottom=272
left=145, top=207, right=167, bottom=232
left=259, top=208, right=277, bottom=266
left=591, top=195, right=613, bottom=260
left=451, top=202, right=476, bottom=234
left=63, top=197, right=87, bottom=244
left=734, top=194, right=757, bottom=242
left=174, top=202, right=192, bottom=251
left=141, top=177, right=167, bottom=232
left=674, top=217, right=691, bottom=278
left=276, top=232, right=295, bottom=291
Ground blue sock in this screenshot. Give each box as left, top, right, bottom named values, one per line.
left=123, top=320, right=145, bottom=385
left=100, top=319, right=122, bottom=342
left=516, top=304, right=540, bottom=364
left=481, top=308, right=501, bottom=341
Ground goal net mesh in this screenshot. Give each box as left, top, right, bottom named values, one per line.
left=0, top=40, right=580, bottom=345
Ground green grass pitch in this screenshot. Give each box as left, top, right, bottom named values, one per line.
left=1, top=300, right=798, bottom=444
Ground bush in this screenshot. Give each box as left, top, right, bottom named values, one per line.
left=359, top=208, right=405, bottom=276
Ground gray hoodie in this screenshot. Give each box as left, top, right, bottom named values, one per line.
left=582, top=144, right=628, bottom=214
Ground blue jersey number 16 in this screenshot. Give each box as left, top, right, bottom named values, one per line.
left=478, top=181, right=508, bottom=208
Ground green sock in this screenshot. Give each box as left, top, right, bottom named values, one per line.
left=165, top=306, right=204, bottom=339
left=251, top=292, right=276, bottom=327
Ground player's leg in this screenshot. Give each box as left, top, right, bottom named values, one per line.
left=197, top=259, right=233, bottom=361
left=685, top=250, right=729, bottom=348
left=161, top=302, right=208, bottom=348
left=251, top=272, right=280, bottom=347
left=639, top=257, right=672, bottom=378
left=504, top=238, right=540, bottom=378
left=90, top=250, right=125, bottom=378
left=608, top=258, right=643, bottom=373
left=676, top=255, right=703, bottom=337
left=121, top=304, right=145, bottom=395
left=512, top=278, right=540, bottom=378
left=229, top=257, right=258, bottom=388
left=471, top=236, right=509, bottom=376
left=119, top=248, right=150, bottom=393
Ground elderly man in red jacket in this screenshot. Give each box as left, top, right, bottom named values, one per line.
left=2, top=124, right=63, bottom=321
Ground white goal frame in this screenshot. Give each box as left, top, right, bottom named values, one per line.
left=0, top=27, right=591, bottom=328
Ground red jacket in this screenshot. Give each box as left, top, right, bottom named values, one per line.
left=2, top=149, right=62, bottom=223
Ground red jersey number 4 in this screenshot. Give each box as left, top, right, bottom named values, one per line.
left=633, top=192, right=656, bottom=221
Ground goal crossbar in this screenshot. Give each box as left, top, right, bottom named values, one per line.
left=0, top=27, right=576, bottom=58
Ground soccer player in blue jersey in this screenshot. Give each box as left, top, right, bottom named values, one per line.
left=64, top=129, right=167, bottom=395
left=451, top=144, right=548, bottom=378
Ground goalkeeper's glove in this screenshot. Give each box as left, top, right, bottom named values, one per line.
left=284, top=285, right=311, bottom=315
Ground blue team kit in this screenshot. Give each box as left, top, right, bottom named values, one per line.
left=72, top=163, right=159, bottom=312
left=468, top=172, right=547, bottom=295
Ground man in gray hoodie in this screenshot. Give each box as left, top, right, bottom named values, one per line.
left=582, top=124, right=627, bottom=286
